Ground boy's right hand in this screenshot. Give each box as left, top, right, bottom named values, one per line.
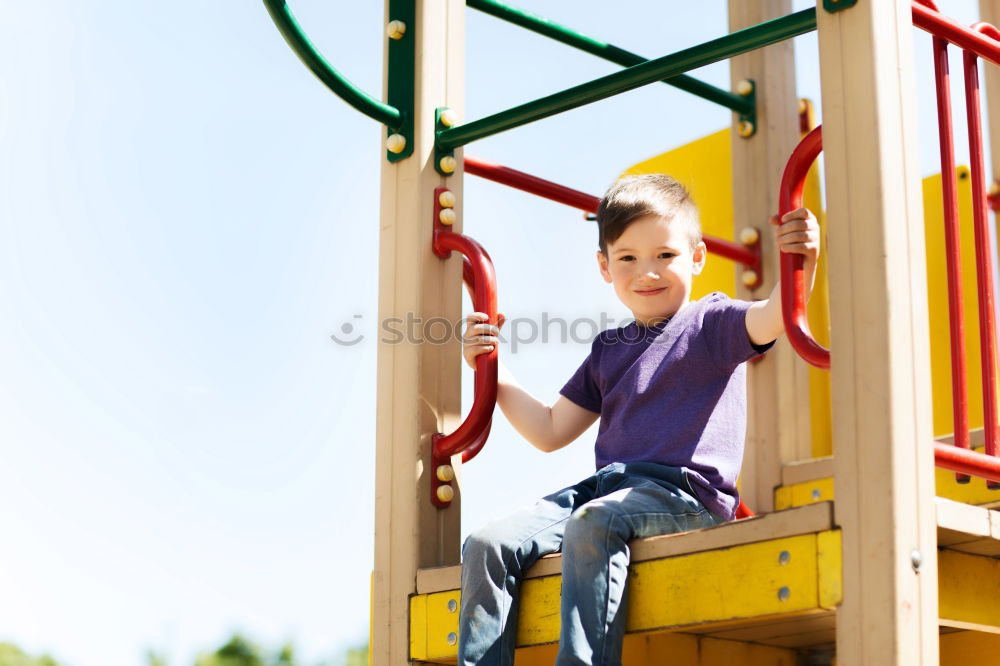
left=463, top=312, right=505, bottom=370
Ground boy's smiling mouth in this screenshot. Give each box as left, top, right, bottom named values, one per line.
left=635, top=287, right=666, bottom=296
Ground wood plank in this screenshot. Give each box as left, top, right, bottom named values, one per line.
left=817, top=0, right=939, bottom=663
left=416, top=503, right=834, bottom=594
left=781, top=457, right=833, bottom=485
left=728, top=0, right=804, bottom=513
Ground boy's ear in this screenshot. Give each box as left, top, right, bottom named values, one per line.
left=692, top=241, right=707, bottom=276
left=596, top=251, right=612, bottom=283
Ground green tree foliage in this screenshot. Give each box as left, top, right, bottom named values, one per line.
left=0, top=643, right=64, bottom=666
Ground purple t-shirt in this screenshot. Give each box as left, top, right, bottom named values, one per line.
left=559, top=292, right=772, bottom=520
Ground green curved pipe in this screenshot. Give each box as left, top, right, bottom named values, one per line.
left=263, top=0, right=403, bottom=128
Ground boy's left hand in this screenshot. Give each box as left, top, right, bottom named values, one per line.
left=769, top=208, right=820, bottom=263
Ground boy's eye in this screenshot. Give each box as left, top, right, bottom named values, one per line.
left=618, top=255, right=635, bottom=262
left=659, top=252, right=676, bottom=259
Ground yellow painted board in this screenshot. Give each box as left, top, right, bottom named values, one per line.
left=774, top=461, right=1000, bottom=510
left=410, top=531, right=843, bottom=658
left=939, top=549, right=1000, bottom=631
left=774, top=478, right=835, bottom=510
left=940, top=631, right=1000, bottom=665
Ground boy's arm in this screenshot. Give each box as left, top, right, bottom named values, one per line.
left=497, top=362, right=599, bottom=453
left=464, top=313, right=599, bottom=452
left=744, top=208, right=821, bottom=346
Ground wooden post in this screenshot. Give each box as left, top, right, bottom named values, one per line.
left=728, top=0, right=806, bottom=514
left=372, top=1, right=465, bottom=664
left=817, top=1, right=939, bottom=663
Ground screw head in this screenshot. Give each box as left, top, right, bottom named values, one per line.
left=447, top=599, right=458, bottom=613
left=436, top=464, right=455, bottom=482
left=386, top=133, right=407, bottom=154
left=739, top=227, right=759, bottom=245
left=438, top=190, right=456, bottom=208
left=811, top=488, right=822, bottom=500
left=436, top=485, right=454, bottom=503
left=439, top=155, right=457, bottom=174
left=386, top=20, right=406, bottom=39
left=447, top=632, right=458, bottom=646
left=910, top=549, right=923, bottom=572
left=439, top=108, right=459, bottom=128
left=439, top=208, right=457, bottom=226
left=778, top=586, right=791, bottom=602
left=736, top=79, right=754, bottom=96
left=778, top=550, right=791, bottom=566
left=741, top=270, right=759, bottom=287
left=737, top=120, right=755, bottom=138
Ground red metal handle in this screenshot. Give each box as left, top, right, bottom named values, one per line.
left=778, top=125, right=830, bottom=370
left=430, top=188, right=499, bottom=506
left=934, top=441, right=1000, bottom=484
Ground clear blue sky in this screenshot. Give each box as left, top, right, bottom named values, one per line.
left=0, top=1, right=984, bottom=665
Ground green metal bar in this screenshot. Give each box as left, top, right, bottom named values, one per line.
left=263, top=0, right=403, bottom=128
left=467, top=0, right=752, bottom=115
left=440, top=8, right=816, bottom=150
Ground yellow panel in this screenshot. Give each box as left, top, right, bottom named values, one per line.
left=410, top=532, right=844, bottom=659
left=776, top=460, right=1000, bottom=509
left=939, top=549, right=1000, bottom=631
left=940, top=631, right=1000, bottom=665
left=773, top=478, right=835, bottom=510
left=923, top=168, right=985, bottom=438
left=513, top=644, right=558, bottom=666
left=412, top=590, right=461, bottom=660
left=409, top=594, right=428, bottom=661
left=699, top=635, right=797, bottom=666
left=628, top=534, right=821, bottom=631
left=817, top=529, right=843, bottom=608
left=621, top=129, right=735, bottom=301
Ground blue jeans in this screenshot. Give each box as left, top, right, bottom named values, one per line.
left=457, top=462, right=723, bottom=666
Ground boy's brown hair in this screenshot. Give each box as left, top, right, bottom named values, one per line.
left=596, top=174, right=701, bottom=254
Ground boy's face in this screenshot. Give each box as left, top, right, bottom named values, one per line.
left=596, top=214, right=706, bottom=326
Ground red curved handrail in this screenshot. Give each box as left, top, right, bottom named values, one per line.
left=429, top=192, right=499, bottom=506
left=778, top=125, right=830, bottom=370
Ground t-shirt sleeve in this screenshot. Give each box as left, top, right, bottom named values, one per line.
left=559, top=339, right=603, bottom=414
left=703, top=295, right=774, bottom=368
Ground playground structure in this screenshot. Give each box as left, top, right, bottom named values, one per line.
left=264, top=1, right=1000, bottom=664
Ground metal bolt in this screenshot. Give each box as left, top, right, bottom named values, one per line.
left=439, top=155, right=457, bottom=174
left=447, top=632, right=458, bottom=646
left=386, top=133, right=407, bottom=154
left=436, top=464, right=455, bottom=482
left=736, top=79, right=754, bottom=97
left=447, top=599, right=458, bottom=613
left=910, top=549, right=923, bottom=572
left=798, top=98, right=809, bottom=115
left=811, top=488, right=822, bottom=500
left=386, top=20, right=406, bottom=40
left=741, top=270, right=759, bottom=287
left=436, top=485, right=454, bottom=503
left=439, top=108, right=459, bottom=128
left=737, top=120, right=755, bottom=138
left=438, top=190, right=456, bottom=208
left=439, top=208, right=457, bottom=226
left=778, top=586, right=791, bottom=601
left=778, top=550, right=791, bottom=566
left=739, top=227, right=759, bottom=245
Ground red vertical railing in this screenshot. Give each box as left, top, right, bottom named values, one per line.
left=914, top=0, right=1000, bottom=488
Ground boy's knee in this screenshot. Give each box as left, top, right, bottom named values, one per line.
left=462, top=523, right=511, bottom=562
left=565, top=504, right=617, bottom=540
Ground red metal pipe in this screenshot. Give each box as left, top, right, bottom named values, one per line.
left=913, top=2, right=1000, bottom=66
left=964, top=36, right=1000, bottom=483
left=778, top=126, right=830, bottom=370
left=460, top=256, right=493, bottom=465
left=934, top=441, right=1000, bottom=483
left=931, top=35, right=972, bottom=475
left=464, top=154, right=760, bottom=267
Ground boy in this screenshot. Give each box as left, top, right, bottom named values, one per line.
left=458, top=174, right=819, bottom=665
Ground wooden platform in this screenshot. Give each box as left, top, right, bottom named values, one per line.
left=409, top=499, right=1000, bottom=663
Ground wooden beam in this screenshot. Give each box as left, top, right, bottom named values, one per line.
left=372, top=1, right=465, bottom=664
left=728, top=0, right=807, bottom=513
left=817, top=1, right=939, bottom=663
